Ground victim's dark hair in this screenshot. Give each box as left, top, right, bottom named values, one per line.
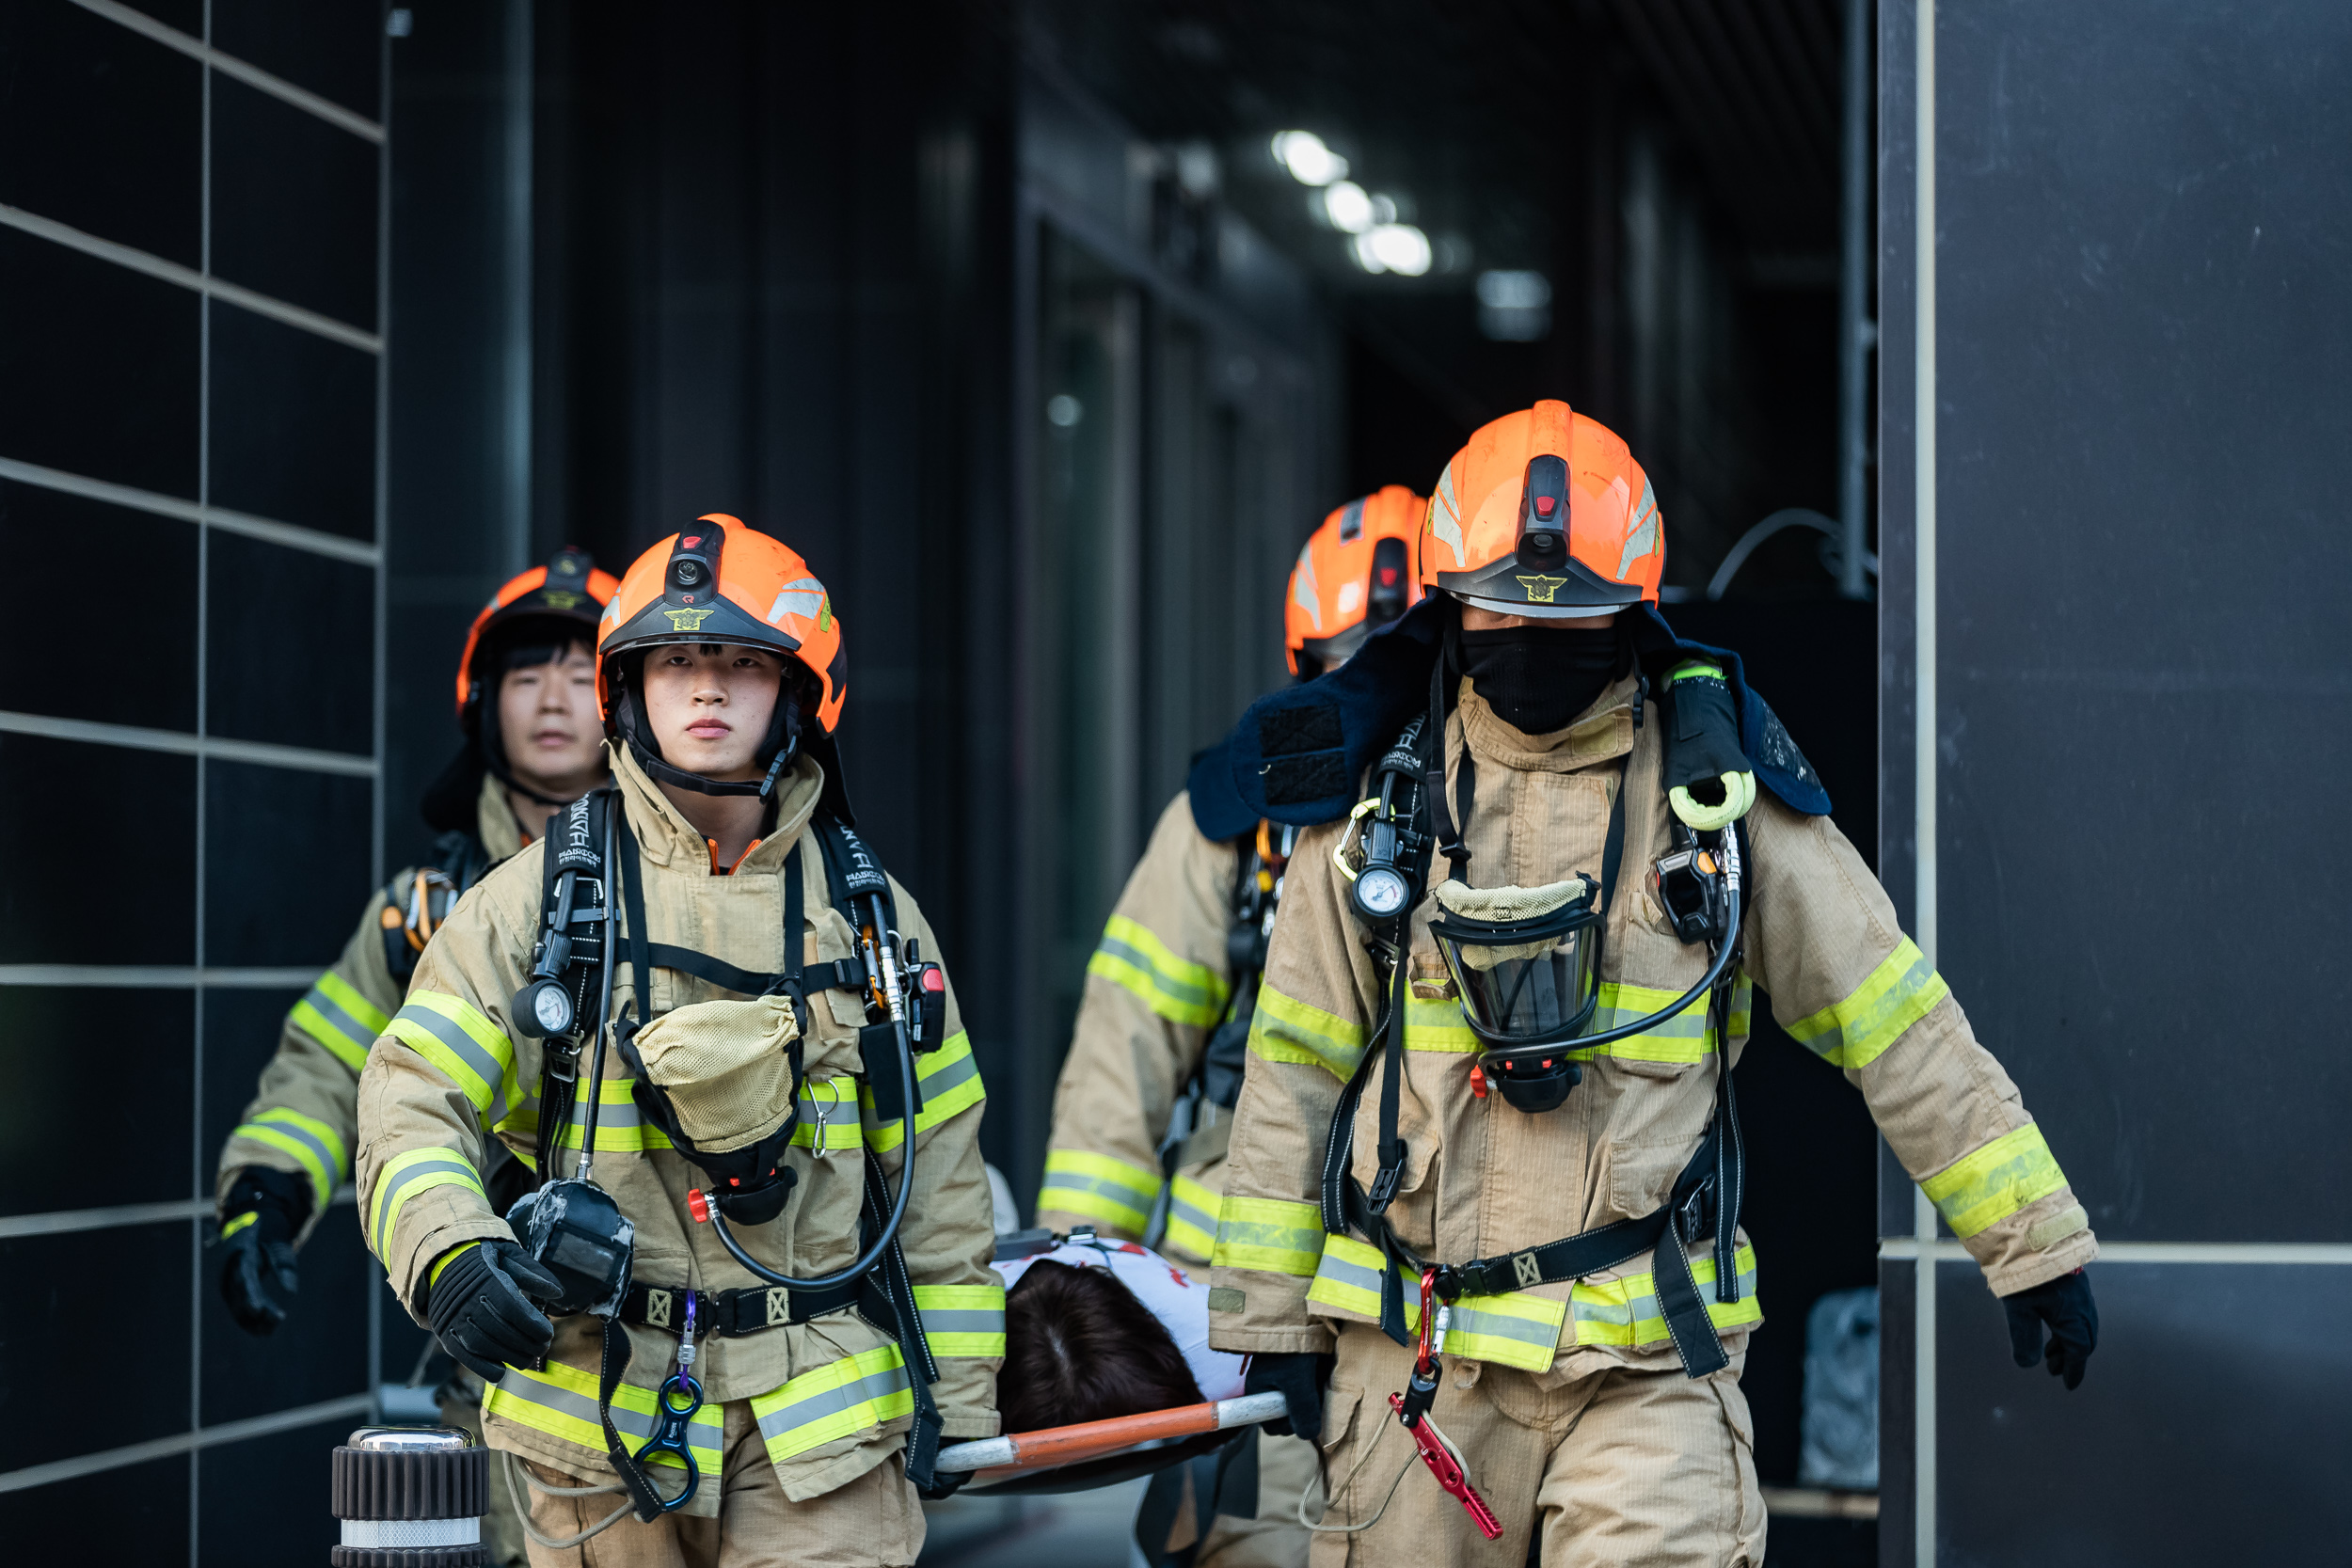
left=999, top=1260, right=1204, bottom=1434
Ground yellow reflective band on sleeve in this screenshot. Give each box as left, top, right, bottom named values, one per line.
left=230, top=1107, right=350, bottom=1213
left=1306, top=1232, right=1408, bottom=1322
left=1163, top=1173, right=1223, bottom=1264
left=485, top=1358, right=723, bottom=1480
left=1247, top=986, right=1366, bottom=1079
left=219, top=1210, right=259, bottom=1241
left=859, top=1033, right=984, bottom=1152
left=1038, top=1148, right=1162, bottom=1233
left=750, top=1344, right=914, bottom=1464
left=291, top=969, right=390, bottom=1074
left=386, top=991, right=519, bottom=1121
left=913, top=1283, right=1007, bottom=1358
left=1089, top=915, right=1232, bottom=1028
left=369, top=1147, right=486, bottom=1263
left=1788, top=938, right=1949, bottom=1070
left=1921, top=1123, right=2069, bottom=1240
left=1211, top=1196, right=1325, bottom=1277
left=1443, top=1291, right=1569, bottom=1372
left=1569, top=1244, right=1760, bottom=1350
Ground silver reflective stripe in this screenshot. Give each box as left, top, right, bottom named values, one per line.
left=302, top=981, right=377, bottom=1054
left=1570, top=1296, right=1634, bottom=1329
left=1045, top=1169, right=1153, bottom=1208
left=918, top=1309, right=1005, bottom=1338
left=1170, top=1191, right=1216, bottom=1237
left=1314, top=1247, right=1385, bottom=1298
left=393, top=1004, right=513, bottom=1122
left=495, top=1369, right=723, bottom=1449
left=341, top=1520, right=481, bottom=1548
left=1592, top=998, right=1710, bottom=1040
left=371, top=1158, right=477, bottom=1257
left=1450, top=1302, right=1561, bottom=1353
left=1622, top=1262, right=1759, bottom=1329
left=246, top=1114, right=343, bottom=1195
left=917, top=1047, right=979, bottom=1101
left=754, top=1363, right=911, bottom=1444
left=1093, top=932, right=1220, bottom=1014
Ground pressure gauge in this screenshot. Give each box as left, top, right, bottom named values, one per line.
left=1352, top=863, right=1413, bottom=921
left=513, top=976, right=575, bottom=1038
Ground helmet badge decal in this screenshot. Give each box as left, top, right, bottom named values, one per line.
left=1515, top=575, right=1569, bottom=604
left=542, top=589, right=584, bottom=610
left=664, top=606, right=715, bottom=633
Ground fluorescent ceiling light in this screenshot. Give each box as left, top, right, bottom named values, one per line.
left=1355, top=223, right=1433, bottom=277
left=1271, top=130, right=1347, bottom=186
left=1322, top=180, right=1375, bottom=233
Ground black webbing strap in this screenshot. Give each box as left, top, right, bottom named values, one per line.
left=861, top=1149, right=944, bottom=1491
left=621, top=1277, right=862, bottom=1338
left=597, top=1318, right=670, bottom=1521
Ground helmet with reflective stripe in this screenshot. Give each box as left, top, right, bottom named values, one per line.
left=1422, top=400, right=1663, bottom=618
left=1284, top=484, right=1426, bottom=677
left=453, top=546, right=619, bottom=719
left=596, top=515, right=844, bottom=800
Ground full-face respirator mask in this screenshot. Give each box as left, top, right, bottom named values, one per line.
left=1428, top=877, right=1603, bottom=1113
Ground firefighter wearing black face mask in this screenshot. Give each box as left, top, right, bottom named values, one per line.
left=1209, top=403, right=2099, bottom=1567
left=1036, top=487, right=1421, bottom=1568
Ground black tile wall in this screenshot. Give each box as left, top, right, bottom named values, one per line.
left=0, top=987, right=195, bottom=1216
left=203, top=531, right=374, bottom=753
left=214, top=0, right=384, bottom=124
left=201, top=760, right=372, bottom=968
left=0, top=1222, right=195, bottom=1469
left=0, top=735, right=197, bottom=965
left=202, top=985, right=310, bottom=1175
left=1934, top=1259, right=2352, bottom=1563
left=0, top=226, right=199, bottom=498
left=208, top=301, right=378, bottom=541
left=121, top=0, right=206, bottom=37
left=0, top=0, right=202, bottom=267
left=196, top=1418, right=358, bottom=1568
left=200, top=1207, right=372, bottom=1427
left=0, top=482, right=199, bottom=732
left=210, top=73, right=379, bottom=330
left=0, top=1453, right=188, bottom=1559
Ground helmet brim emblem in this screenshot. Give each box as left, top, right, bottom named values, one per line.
left=1515, top=574, right=1568, bottom=604
left=663, top=606, right=715, bottom=632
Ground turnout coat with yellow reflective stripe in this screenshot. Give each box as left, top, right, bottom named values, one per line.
left=216, top=775, right=525, bottom=1244
left=356, top=746, right=1002, bottom=1514
left=1037, top=791, right=1242, bottom=1266
left=1210, top=675, right=2097, bottom=1377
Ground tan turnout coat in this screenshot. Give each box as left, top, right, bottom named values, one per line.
left=356, top=746, right=1000, bottom=1517
left=1210, top=674, right=2097, bottom=1377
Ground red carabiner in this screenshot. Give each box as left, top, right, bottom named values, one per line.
left=1388, top=1393, right=1503, bottom=1540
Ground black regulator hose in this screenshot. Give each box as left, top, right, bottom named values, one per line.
left=704, top=1015, right=919, bottom=1293
left=1476, top=829, right=1746, bottom=1073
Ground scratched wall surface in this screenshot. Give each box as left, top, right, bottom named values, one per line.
left=1879, top=3, right=2352, bottom=1563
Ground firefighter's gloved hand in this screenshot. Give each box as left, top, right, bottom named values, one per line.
left=1245, top=1352, right=1334, bottom=1441
left=216, top=1166, right=310, bottom=1336
left=2002, top=1268, right=2097, bottom=1390
left=426, top=1240, right=562, bottom=1384
left=914, top=1466, right=970, bottom=1502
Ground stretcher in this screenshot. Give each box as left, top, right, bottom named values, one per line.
left=932, top=1390, right=1289, bottom=1493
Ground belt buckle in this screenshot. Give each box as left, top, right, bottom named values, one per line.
left=1676, top=1183, right=1709, bottom=1247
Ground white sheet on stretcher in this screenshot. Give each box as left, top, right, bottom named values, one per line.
left=992, top=1238, right=1248, bottom=1402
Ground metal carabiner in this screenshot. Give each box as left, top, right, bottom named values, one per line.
left=633, top=1293, right=704, bottom=1512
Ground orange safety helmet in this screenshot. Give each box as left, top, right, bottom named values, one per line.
left=1284, top=485, right=1426, bottom=676
left=1422, top=400, right=1662, bottom=618
left=453, top=546, right=620, bottom=718
left=596, top=515, right=844, bottom=800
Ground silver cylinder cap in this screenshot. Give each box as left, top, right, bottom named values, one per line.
left=345, top=1426, right=474, bottom=1452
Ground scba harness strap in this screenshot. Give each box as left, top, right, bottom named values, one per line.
left=1320, top=690, right=1749, bottom=1380
left=382, top=829, right=498, bottom=984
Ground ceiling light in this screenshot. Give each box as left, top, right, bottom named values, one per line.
left=1322, top=180, right=1375, bottom=233
left=1354, top=224, right=1433, bottom=277
left=1271, top=130, right=1348, bottom=186
left=1476, top=270, right=1552, bottom=309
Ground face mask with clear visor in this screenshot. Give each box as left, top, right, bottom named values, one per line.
left=1428, top=877, right=1603, bottom=1111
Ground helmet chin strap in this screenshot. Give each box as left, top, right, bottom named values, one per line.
left=616, top=676, right=802, bottom=800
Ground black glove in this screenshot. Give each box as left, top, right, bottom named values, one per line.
left=425, top=1239, right=563, bottom=1383
left=2003, top=1268, right=2098, bottom=1390
left=914, top=1465, right=970, bottom=1502
left=216, top=1167, right=310, bottom=1336
left=1244, top=1352, right=1334, bottom=1442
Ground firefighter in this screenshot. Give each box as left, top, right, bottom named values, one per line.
left=357, top=515, right=998, bottom=1567
left=1037, top=487, right=1422, bottom=1566
left=1209, top=404, right=2099, bottom=1566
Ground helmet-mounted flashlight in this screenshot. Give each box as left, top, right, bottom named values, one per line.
left=667, top=530, right=723, bottom=605
left=1514, top=453, right=1570, bottom=573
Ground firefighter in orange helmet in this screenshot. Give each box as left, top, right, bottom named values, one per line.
left=215, top=547, right=616, bottom=1563
left=358, top=515, right=997, bottom=1565
left=1212, top=404, right=2098, bottom=1565
left=1037, top=486, right=1422, bottom=1567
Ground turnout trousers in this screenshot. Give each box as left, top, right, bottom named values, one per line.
left=516, top=1400, right=925, bottom=1568
left=1309, top=1323, right=1764, bottom=1568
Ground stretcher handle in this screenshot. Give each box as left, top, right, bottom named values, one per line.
left=933, top=1391, right=1291, bottom=1474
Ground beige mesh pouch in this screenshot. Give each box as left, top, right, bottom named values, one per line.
left=628, top=993, right=803, bottom=1153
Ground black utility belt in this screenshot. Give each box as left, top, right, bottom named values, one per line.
left=620, top=1277, right=863, bottom=1338
left=1430, top=1128, right=1720, bottom=1301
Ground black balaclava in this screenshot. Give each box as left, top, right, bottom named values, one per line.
left=1458, top=625, right=1623, bottom=736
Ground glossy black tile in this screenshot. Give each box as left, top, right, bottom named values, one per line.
left=207, top=300, right=376, bottom=542
left=1935, top=1259, right=2352, bottom=1563
left=0, top=226, right=199, bottom=498
left=213, top=0, right=383, bottom=124
left=203, top=531, right=373, bottom=755
left=200, top=759, right=371, bottom=969
left=0, top=481, right=198, bottom=731
left=201, top=984, right=310, bottom=1173
left=197, top=1417, right=360, bottom=1567
left=200, top=1211, right=373, bottom=1428
left=0, top=1453, right=187, bottom=1556
left=0, top=1222, right=194, bottom=1470
left=210, top=72, right=379, bottom=331
left=0, top=987, right=194, bottom=1216
left=0, top=0, right=201, bottom=267
left=0, top=735, right=197, bottom=965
